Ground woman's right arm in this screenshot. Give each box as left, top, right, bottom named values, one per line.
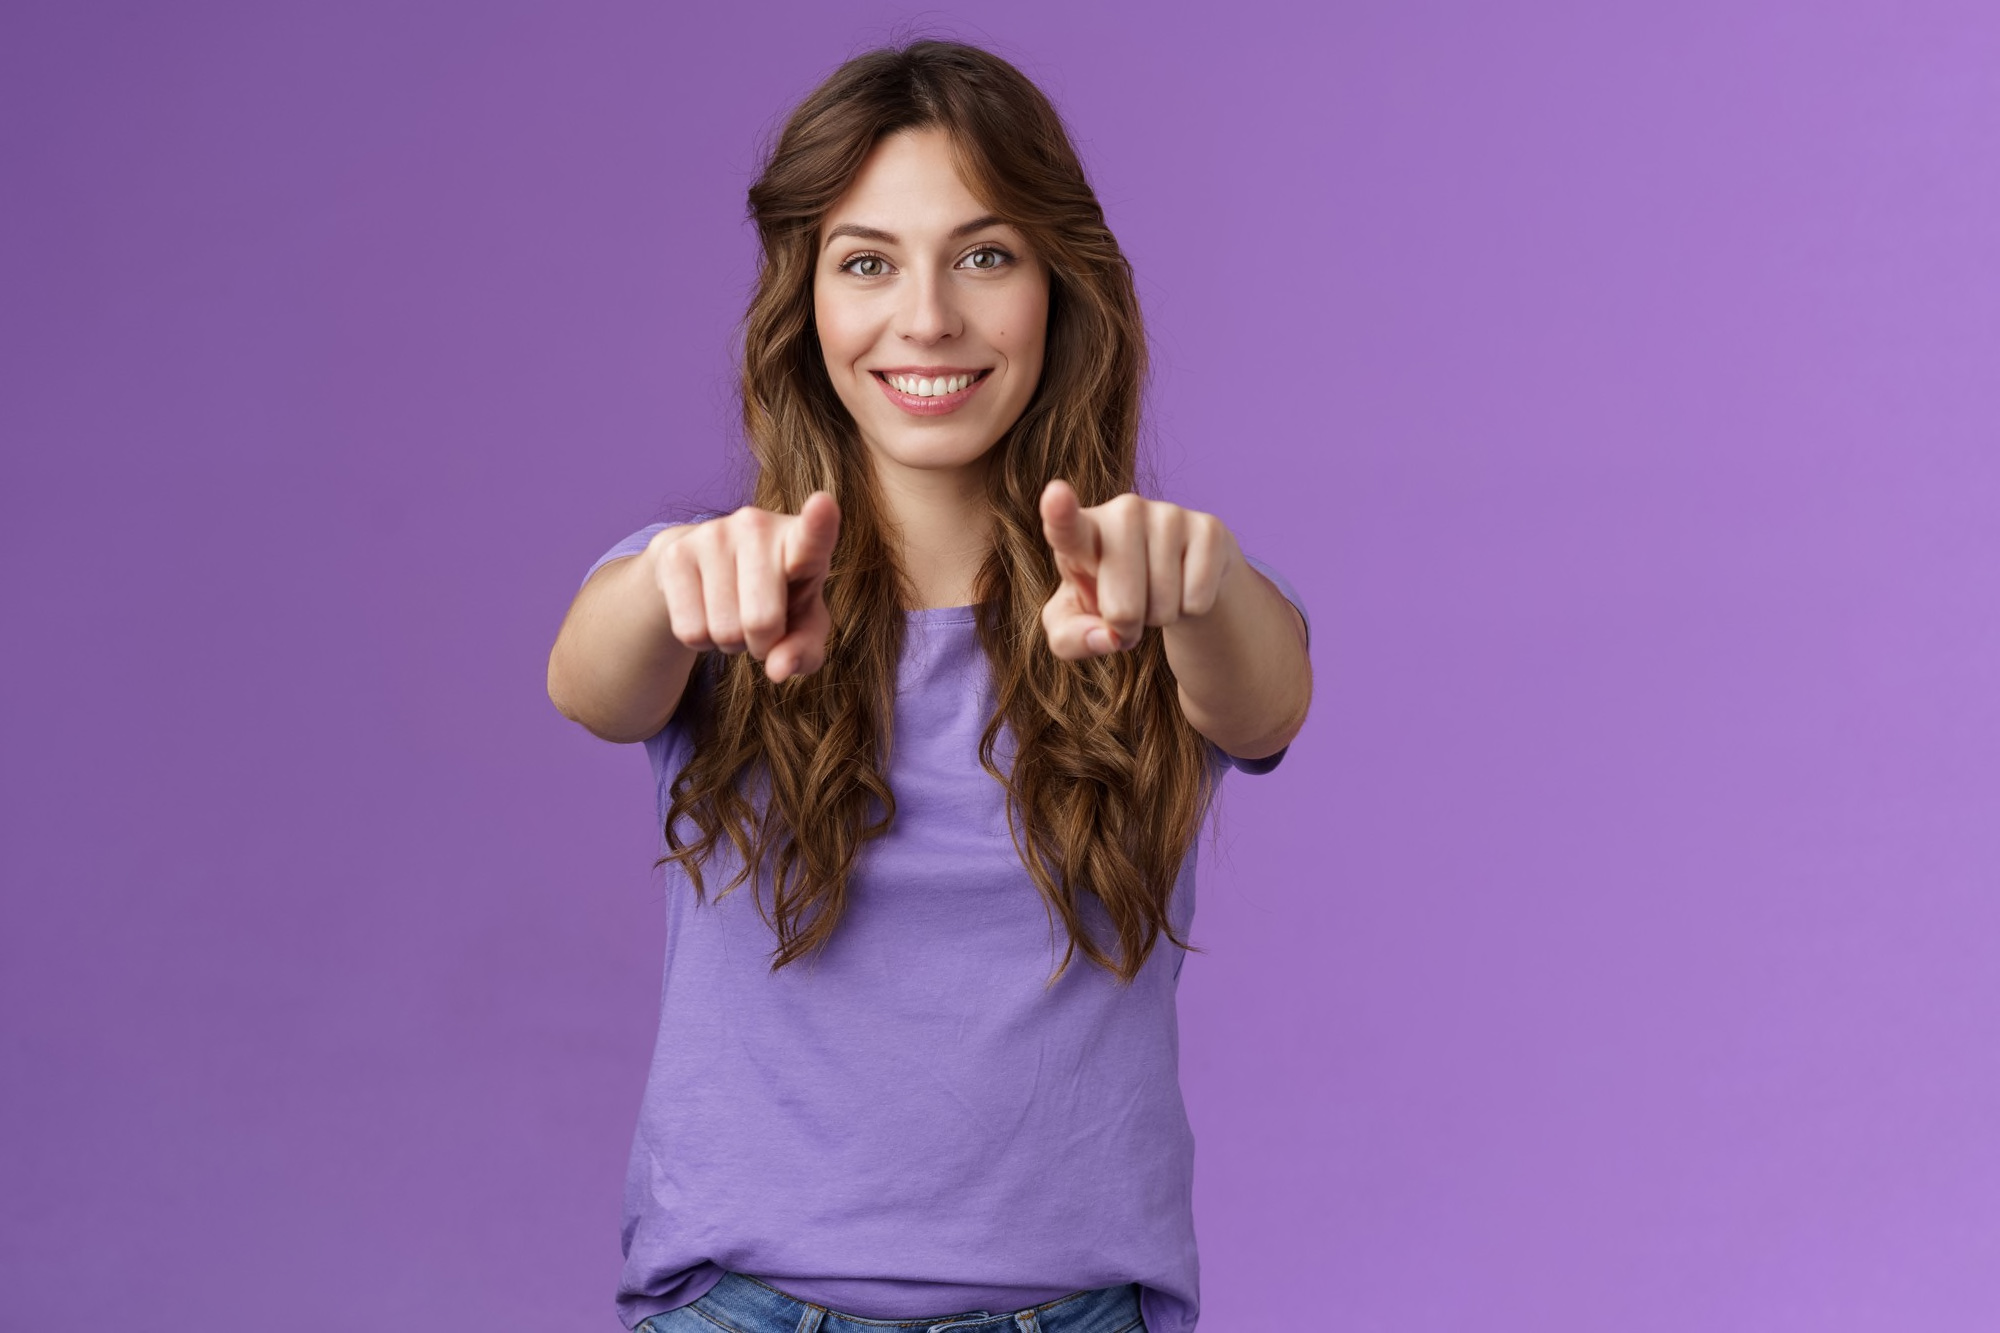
left=547, top=529, right=703, bottom=743
left=546, top=494, right=842, bottom=743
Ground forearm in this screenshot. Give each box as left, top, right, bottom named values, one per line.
left=1161, top=553, right=1312, bottom=760
left=546, top=544, right=700, bottom=743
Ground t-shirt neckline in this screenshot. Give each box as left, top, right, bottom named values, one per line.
left=905, top=604, right=980, bottom=625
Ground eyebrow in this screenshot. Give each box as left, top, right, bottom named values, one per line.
left=821, top=214, right=1007, bottom=251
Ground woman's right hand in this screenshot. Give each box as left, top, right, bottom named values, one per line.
left=645, top=492, right=842, bottom=683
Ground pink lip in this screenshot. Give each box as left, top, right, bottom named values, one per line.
left=871, top=369, right=991, bottom=416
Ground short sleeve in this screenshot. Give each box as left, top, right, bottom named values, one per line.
left=1216, top=553, right=1309, bottom=776
left=574, top=518, right=717, bottom=758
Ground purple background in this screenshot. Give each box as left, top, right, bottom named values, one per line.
left=4, top=2, right=1996, bottom=1329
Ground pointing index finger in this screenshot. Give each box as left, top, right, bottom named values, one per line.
left=783, top=491, right=841, bottom=582
left=1039, top=479, right=1097, bottom=566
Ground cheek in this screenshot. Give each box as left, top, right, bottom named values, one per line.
left=812, top=287, right=871, bottom=369
left=999, top=289, right=1049, bottom=371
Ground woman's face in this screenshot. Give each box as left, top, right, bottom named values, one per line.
left=813, top=128, right=1049, bottom=487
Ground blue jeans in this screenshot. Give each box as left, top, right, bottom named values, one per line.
left=635, top=1271, right=1148, bottom=1333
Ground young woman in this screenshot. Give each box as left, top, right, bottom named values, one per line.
left=547, top=39, right=1312, bottom=1333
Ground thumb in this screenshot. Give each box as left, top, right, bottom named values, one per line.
left=1039, top=479, right=1095, bottom=567
left=783, top=491, right=841, bottom=582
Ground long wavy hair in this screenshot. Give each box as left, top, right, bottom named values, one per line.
left=661, top=39, right=1216, bottom=986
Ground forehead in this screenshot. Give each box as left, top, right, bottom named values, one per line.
left=822, top=128, right=994, bottom=238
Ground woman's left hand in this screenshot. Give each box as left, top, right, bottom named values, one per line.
left=1037, top=479, right=1242, bottom=659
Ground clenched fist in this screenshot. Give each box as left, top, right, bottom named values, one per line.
left=647, top=492, right=841, bottom=683
left=1038, top=479, right=1241, bottom=659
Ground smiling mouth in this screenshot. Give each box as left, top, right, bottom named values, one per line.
left=870, top=369, right=993, bottom=416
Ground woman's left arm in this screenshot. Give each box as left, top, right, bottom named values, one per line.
left=1040, top=480, right=1313, bottom=762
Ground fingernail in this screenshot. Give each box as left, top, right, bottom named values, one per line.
left=1085, top=627, right=1115, bottom=654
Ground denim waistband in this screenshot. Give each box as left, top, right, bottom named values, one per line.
left=687, top=1271, right=1145, bottom=1333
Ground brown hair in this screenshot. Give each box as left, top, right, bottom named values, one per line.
left=662, top=39, right=1214, bottom=986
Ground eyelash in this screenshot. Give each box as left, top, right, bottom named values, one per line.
left=838, top=246, right=1015, bottom=277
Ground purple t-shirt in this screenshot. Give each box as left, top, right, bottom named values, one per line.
left=582, top=524, right=1307, bottom=1333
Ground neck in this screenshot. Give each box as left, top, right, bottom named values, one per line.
left=872, top=456, right=995, bottom=610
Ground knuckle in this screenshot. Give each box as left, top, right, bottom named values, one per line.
left=687, top=526, right=725, bottom=561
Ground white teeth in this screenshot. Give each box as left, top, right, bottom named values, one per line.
left=885, top=372, right=977, bottom=396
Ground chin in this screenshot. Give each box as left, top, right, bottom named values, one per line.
left=865, top=420, right=1004, bottom=471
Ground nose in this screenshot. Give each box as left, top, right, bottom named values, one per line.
left=895, top=267, right=960, bottom=345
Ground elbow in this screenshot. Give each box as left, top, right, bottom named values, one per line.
left=1182, top=696, right=1309, bottom=765
left=548, top=665, right=669, bottom=745
left=546, top=647, right=613, bottom=736
left=1224, top=710, right=1309, bottom=767
left=547, top=641, right=678, bottom=744
left=547, top=647, right=582, bottom=725
left=1188, top=665, right=1312, bottom=764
